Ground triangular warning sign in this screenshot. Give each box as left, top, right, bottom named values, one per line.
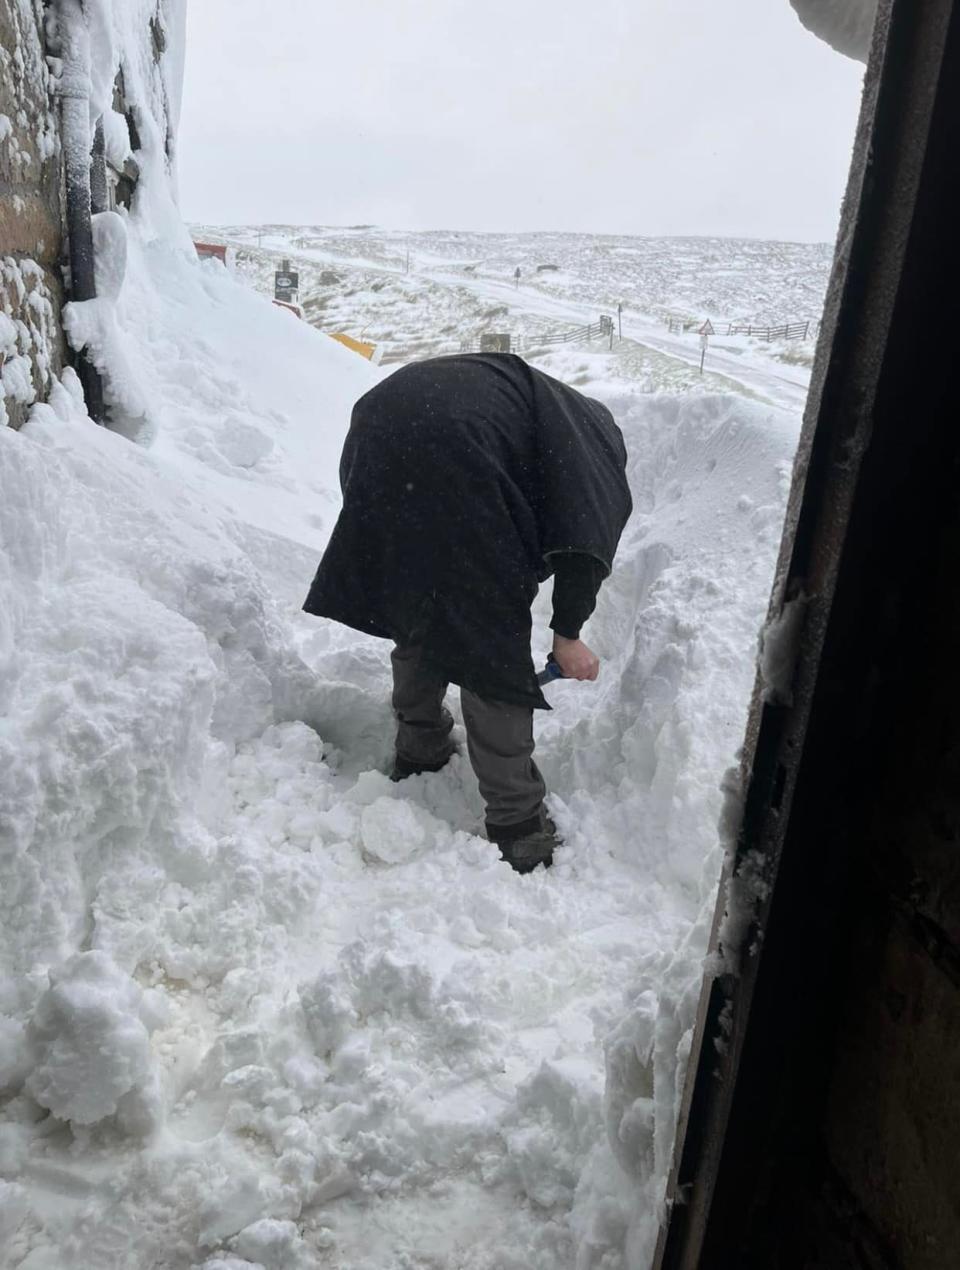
left=699, top=319, right=715, bottom=336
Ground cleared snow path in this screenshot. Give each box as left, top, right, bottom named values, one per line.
left=1, top=232, right=799, bottom=1269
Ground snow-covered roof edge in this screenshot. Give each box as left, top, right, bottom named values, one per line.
left=790, top=0, right=879, bottom=61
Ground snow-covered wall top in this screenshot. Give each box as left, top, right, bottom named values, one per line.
left=52, top=0, right=193, bottom=433
left=790, top=0, right=878, bottom=60
left=56, top=0, right=188, bottom=232
left=56, top=0, right=186, bottom=144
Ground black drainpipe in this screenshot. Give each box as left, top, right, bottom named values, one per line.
left=55, top=0, right=105, bottom=423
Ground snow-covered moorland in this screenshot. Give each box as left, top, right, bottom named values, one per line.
left=1, top=10, right=805, bottom=1269
left=201, top=223, right=828, bottom=403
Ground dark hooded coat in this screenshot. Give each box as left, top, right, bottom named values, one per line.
left=303, top=354, right=632, bottom=708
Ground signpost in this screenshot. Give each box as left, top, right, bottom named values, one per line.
left=698, top=319, right=714, bottom=374
left=514, top=267, right=521, bottom=289
left=618, top=301, right=623, bottom=341
left=274, top=258, right=300, bottom=304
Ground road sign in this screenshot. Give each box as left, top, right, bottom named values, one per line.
left=275, top=259, right=299, bottom=302
left=698, top=318, right=713, bottom=374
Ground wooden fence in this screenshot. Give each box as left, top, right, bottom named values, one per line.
left=666, top=316, right=817, bottom=340
left=531, top=316, right=614, bottom=347
left=460, top=315, right=615, bottom=355
left=725, top=320, right=813, bottom=340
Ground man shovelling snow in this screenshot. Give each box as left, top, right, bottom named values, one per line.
left=304, top=353, right=632, bottom=872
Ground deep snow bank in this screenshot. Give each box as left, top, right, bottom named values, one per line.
left=545, top=391, right=796, bottom=1267
left=68, top=217, right=375, bottom=550
left=0, top=350, right=796, bottom=1268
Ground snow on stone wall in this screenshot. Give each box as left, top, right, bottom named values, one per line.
left=0, top=258, right=60, bottom=428
left=790, top=0, right=879, bottom=61
left=0, top=0, right=65, bottom=428
left=0, top=0, right=188, bottom=432
left=51, top=0, right=194, bottom=429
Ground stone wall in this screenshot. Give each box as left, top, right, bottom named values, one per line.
left=0, top=0, right=65, bottom=430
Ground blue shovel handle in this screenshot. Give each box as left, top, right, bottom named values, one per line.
left=536, top=653, right=566, bottom=687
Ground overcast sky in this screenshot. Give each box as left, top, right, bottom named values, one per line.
left=176, top=0, right=865, bottom=242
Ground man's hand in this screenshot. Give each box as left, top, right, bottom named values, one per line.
left=552, top=634, right=600, bottom=681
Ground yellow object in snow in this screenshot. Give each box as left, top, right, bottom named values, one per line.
left=329, top=332, right=377, bottom=361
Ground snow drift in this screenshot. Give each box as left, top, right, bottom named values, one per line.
left=1, top=340, right=796, bottom=1266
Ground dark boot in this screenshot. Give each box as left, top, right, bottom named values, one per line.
left=390, top=744, right=456, bottom=782
left=487, top=811, right=559, bottom=874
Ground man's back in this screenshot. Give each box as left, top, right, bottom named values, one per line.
left=343, top=354, right=542, bottom=521
left=305, top=353, right=631, bottom=706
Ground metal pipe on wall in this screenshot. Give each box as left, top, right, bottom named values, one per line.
left=55, top=0, right=104, bottom=422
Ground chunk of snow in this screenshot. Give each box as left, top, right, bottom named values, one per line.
left=0, top=311, right=17, bottom=352
left=603, top=990, right=657, bottom=1179
left=0, top=1015, right=30, bottom=1095
left=232, top=1219, right=310, bottom=1270
left=0, top=1182, right=29, bottom=1246
left=720, top=848, right=773, bottom=966
left=360, top=796, right=430, bottom=863
left=503, top=1058, right=604, bottom=1209
left=100, top=107, right=131, bottom=167
left=758, top=594, right=808, bottom=705
left=298, top=974, right=357, bottom=1057
left=25, top=951, right=160, bottom=1129
left=1, top=354, right=35, bottom=404
left=91, top=210, right=128, bottom=301
left=197, top=1172, right=271, bottom=1246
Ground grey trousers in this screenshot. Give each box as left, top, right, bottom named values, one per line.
left=391, top=644, right=546, bottom=832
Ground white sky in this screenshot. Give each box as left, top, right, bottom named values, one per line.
left=176, top=0, right=865, bottom=242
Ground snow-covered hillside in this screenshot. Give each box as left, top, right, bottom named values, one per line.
left=2, top=17, right=803, bottom=1267
left=205, top=226, right=831, bottom=332
left=194, top=224, right=823, bottom=410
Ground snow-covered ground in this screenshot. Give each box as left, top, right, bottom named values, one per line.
left=195, top=225, right=826, bottom=411
left=1, top=207, right=801, bottom=1266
